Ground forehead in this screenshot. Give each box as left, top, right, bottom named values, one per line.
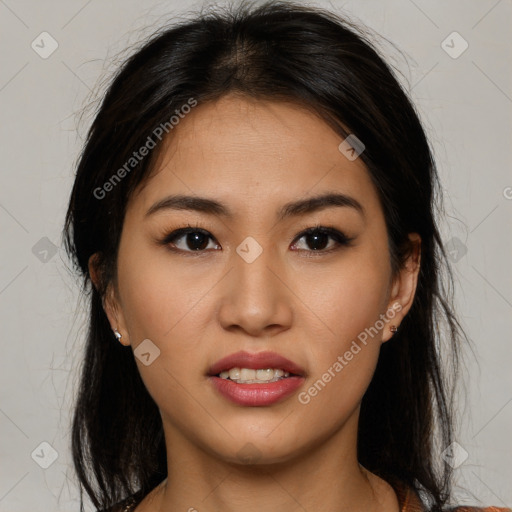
left=130, top=94, right=382, bottom=223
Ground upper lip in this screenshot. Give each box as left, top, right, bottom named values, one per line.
left=207, top=350, right=306, bottom=377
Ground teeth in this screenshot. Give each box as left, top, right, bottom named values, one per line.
left=218, top=367, right=290, bottom=383
left=240, top=368, right=255, bottom=381
left=229, top=368, right=241, bottom=380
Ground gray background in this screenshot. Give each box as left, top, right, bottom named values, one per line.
left=0, top=0, right=511, bottom=510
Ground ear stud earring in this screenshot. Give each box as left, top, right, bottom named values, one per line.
left=113, top=328, right=122, bottom=341
left=390, top=325, right=398, bottom=334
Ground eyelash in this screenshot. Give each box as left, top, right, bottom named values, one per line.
left=156, top=222, right=355, bottom=258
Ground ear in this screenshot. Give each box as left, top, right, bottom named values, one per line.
left=381, top=233, right=421, bottom=343
left=88, top=253, right=130, bottom=346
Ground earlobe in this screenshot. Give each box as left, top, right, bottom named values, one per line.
left=381, top=300, right=402, bottom=343
left=102, top=284, right=130, bottom=345
left=88, top=253, right=130, bottom=346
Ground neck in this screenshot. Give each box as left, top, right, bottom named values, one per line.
left=139, top=411, right=398, bottom=512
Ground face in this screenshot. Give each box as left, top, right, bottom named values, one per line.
left=91, top=94, right=420, bottom=466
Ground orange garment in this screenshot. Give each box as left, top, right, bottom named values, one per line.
left=101, top=479, right=512, bottom=511
left=391, top=478, right=511, bottom=512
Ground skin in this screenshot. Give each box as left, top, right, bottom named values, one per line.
left=89, top=93, right=421, bottom=512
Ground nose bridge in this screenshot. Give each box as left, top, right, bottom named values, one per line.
left=217, top=234, right=292, bottom=334
left=233, top=234, right=279, bottom=303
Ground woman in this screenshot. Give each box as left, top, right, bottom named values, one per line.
left=62, top=1, right=510, bottom=511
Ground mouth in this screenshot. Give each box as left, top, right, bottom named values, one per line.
left=206, top=351, right=306, bottom=406
left=207, top=350, right=306, bottom=381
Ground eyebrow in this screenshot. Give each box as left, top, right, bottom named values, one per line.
left=145, top=192, right=365, bottom=222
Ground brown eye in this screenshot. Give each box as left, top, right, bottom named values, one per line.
left=159, top=225, right=354, bottom=256
left=162, top=228, right=219, bottom=252
left=291, top=226, right=354, bottom=254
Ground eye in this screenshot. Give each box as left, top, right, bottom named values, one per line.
left=159, top=225, right=220, bottom=253
left=157, top=223, right=354, bottom=255
left=291, top=225, right=355, bottom=255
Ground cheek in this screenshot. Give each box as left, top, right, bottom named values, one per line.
left=296, top=252, right=389, bottom=406
left=117, top=243, right=212, bottom=341
left=297, top=282, right=385, bottom=422
left=117, top=256, right=208, bottom=415
left=303, top=253, right=390, bottom=344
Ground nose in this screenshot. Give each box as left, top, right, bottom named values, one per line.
left=217, top=242, right=293, bottom=337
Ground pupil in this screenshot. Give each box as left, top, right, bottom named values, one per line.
left=308, top=232, right=328, bottom=250
left=187, top=232, right=208, bottom=250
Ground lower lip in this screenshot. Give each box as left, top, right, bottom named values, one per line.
left=208, top=375, right=305, bottom=406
